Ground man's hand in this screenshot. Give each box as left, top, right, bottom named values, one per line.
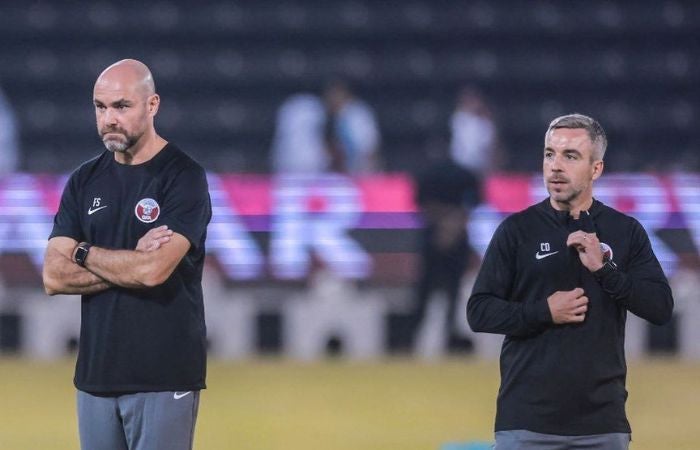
left=547, top=288, right=589, bottom=324
left=567, top=231, right=605, bottom=272
left=136, top=225, right=173, bottom=252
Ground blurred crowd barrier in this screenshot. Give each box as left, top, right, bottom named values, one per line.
left=1, top=172, right=699, bottom=359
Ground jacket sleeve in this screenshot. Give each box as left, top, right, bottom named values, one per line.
left=596, top=219, right=673, bottom=325
left=467, top=220, right=553, bottom=337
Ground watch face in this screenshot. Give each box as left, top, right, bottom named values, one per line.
left=76, top=246, right=89, bottom=266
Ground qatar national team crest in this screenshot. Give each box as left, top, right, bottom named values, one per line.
left=135, top=198, right=160, bottom=223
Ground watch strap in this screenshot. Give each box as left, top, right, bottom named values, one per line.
left=593, top=259, right=617, bottom=280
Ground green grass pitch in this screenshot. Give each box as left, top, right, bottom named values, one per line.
left=0, top=357, right=698, bottom=449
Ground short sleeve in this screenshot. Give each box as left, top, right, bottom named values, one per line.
left=159, top=165, right=211, bottom=250
left=49, top=171, right=83, bottom=241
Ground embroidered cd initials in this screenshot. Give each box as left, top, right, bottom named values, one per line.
left=535, top=242, right=558, bottom=260
left=135, top=198, right=160, bottom=223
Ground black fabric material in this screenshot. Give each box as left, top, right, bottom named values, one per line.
left=468, top=198, right=673, bottom=435
left=50, top=144, right=211, bottom=394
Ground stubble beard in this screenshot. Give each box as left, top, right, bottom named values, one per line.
left=104, top=139, right=128, bottom=153
left=548, top=184, right=583, bottom=208
left=102, top=132, right=138, bottom=153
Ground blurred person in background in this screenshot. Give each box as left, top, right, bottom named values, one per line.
left=324, top=79, right=381, bottom=174
left=42, top=59, right=211, bottom=450
left=271, top=93, right=330, bottom=174
left=449, top=86, right=503, bottom=174
left=468, top=114, right=673, bottom=449
left=409, top=141, right=481, bottom=353
left=406, top=86, right=497, bottom=355
left=0, top=84, right=20, bottom=175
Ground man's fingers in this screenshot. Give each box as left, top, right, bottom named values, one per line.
left=146, top=236, right=171, bottom=252
left=573, top=304, right=588, bottom=315
left=566, top=231, right=586, bottom=246
left=570, top=314, right=586, bottom=323
left=135, top=226, right=172, bottom=252
left=143, top=225, right=170, bottom=236
left=155, top=236, right=171, bottom=245
left=144, top=231, right=172, bottom=244
left=566, top=231, right=599, bottom=249
left=149, top=228, right=172, bottom=238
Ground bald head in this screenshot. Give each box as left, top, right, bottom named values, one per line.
left=93, top=59, right=161, bottom=157
left=94, top=59, right=156, bottom=98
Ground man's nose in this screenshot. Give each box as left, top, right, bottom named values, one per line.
left=103, top=108, right=118, bottom=125
left=549, top=155, right=564, bottom=171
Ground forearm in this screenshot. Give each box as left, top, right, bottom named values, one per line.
left=596, top=270, right=673, bottom=325
left=84, top=246, right=169, bottom=289
left=467, top=293, right=551, bottom=337
left=43, top=252, right=111, bottom=295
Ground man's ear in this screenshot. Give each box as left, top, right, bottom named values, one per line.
left=592, top=160, right=604, bottom=180
left=148, top=94, right=160, bottom=116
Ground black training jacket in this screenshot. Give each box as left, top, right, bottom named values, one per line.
left=467, top=198, right=673, bottom=435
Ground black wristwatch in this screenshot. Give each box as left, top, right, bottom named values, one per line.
left=593, top=258, right=617, bottom=280
left=74, top=242, right=92, bottom=267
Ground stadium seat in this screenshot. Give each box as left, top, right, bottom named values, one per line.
left=0, top=0, right=696, bottom=173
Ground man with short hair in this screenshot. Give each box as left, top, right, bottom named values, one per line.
left=42, top=59, right=211, bottom=450
left=468, top=114, right=673, bottom=449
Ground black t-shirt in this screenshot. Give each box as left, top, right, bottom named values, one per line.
left=50, top=144, right=211, bottom=394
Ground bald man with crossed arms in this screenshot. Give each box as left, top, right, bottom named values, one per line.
left=43, top=59, right=211, bottom=450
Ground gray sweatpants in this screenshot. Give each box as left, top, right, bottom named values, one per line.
left=495, top=429, right=630, bottom=450
left=77, top=390, right=200, bottom=450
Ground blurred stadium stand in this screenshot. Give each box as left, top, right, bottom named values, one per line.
left=0, top=0, right=698, bottom=173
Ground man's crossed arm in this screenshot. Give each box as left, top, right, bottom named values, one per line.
left=43, top=225, right=187, bottom=295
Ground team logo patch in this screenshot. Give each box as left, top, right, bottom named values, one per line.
left=134, top=198, right=160, bottom=223
left=600, top=242, right=614, bottom=261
